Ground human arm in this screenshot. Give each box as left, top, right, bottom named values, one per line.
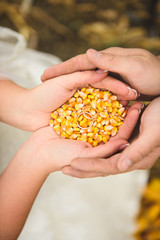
left=0, top=124, right=130, bottom=240
left=62, top=97, right=160, bottom=178
left=41, top=47, right=160, bottom=96
left=0, top=71, right=107, bottom=131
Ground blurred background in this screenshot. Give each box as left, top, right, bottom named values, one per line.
left=0, top=0, right=160, bottom=239
left=1, top=0, right=160, bottom=60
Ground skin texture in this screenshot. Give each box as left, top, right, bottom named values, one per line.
left=40, top=47, right=160, bottom=177
left=41, top=47, right=160, bottom=96
left=0, top=72, right=142, bottom=239
left=62, top=97, right=160, bottom=178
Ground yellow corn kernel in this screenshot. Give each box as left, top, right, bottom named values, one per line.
left=103, top=135, right=109, bottom=143
left=112, top=101, right=120, bottom=108
left=73, top=127, right=80, bottom=132
left=66, top=128, right=74, bottom=135
left=98, top=107, right=104, bottom=112
left=87, top=132, right=94, bottom=137
left=88, top=138, right=93, bottom=144
left=62, top=104, right=68, bottom=110
left=117, top=122, right=123, bottom=126
left=103, top=93, right=109, bottom=101
left=88, top=94, right=94, bottom=99
left=97, top=116, right=103, bottom=123
left=74, top=92, right=79, bottom=98
left=94, top=127, right=99, bottom=134
left=69, top=97, right=76, bottom=103
left=70, top=134, right=77, bottom=139
left=53, top=125, right=61, bottom=134
left=75, top=103, right=84, bottom=110
left=97, top=92, right=104, bottom=98
left=97, top=135, right=103, bottom=143
left=80, top=134, right=88, bottom=142
left=104, top=125, right=113, bottom=131
left=99, top=112, right=108, bottom=118
left=92, top=140, right=98, bottom=147
left=49, top=119, right=54, bottom=127
left=57, top=116, right=65, bottom=123
left=65, top=120, right=72, bottom=127
left=79, top=91, right=87, bottom=99
left=110, top=119, right=117, bottom=126
left=83, top=98, right=91, bottom=105
left=111, top=127, right=117, bottom=136
left=110, top=95, right=117, bottom=101
left=72, top=123, right=78, bottom=128
left=96, top=123, right=103, bottom=129
left=108, top=106, right=113, bottom=112
left=51, top=113, right=58, bottom=119
left=118, top=107, right=125, bottom=115
left=61, top=132, right=69, bottom=138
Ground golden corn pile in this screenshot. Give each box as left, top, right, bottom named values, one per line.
left=49, top=86, right=127, bottom=146
left=133, top=178, right=160, bottom=240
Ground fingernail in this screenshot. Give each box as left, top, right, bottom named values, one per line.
left=132, top=89, right=138, bottom=98
left=127, top=87, right=138, bottom=98
left=127, top=87, right=132, bottom=95
left=118, top=158, right=132, bottom=172
left=119, top=143, right=130, bottom=151
left=96, top=69, right=108, bottom=74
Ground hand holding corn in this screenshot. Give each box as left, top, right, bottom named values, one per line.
left=41, top=47, right=160, bottom=97
left=62, top=97, right=160, bottom=178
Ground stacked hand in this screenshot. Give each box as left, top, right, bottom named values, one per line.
left=41, top=47, right=160, bottom=177
left=1, top=47, right=159, bottom=240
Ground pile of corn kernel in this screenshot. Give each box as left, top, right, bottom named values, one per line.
left=49, top=86, right=127, bottom=146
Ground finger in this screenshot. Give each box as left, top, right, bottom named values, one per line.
left=86, top=49, right=134, bottom=79
left=117, top=133, right=159, bottom=172
left=102, top=47, right=148, bottom=56
left=82, top=139, right=127, bottom=158
left=113, top=102, right=143, bottom=141
left=91, top=75, right=138, bottom=100
left=131, top=146, right=160, bottom=170
left=41, top=54, right=95, bottom=81
left=62, top=166, right=109, bottom=178
left=70, top=153, right=121, bottom=175
left=54, top=70, right=108, bottom=90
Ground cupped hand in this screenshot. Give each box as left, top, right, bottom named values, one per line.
left=61, top=101, right=145, bottom=178
left=29, top=126, right=127, bottom=173
left=41, top=47, right=160, bottom=96
left=26, top=70, right=107, bottom=131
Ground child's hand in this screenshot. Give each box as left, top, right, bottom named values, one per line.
left=29, top=126, right=127, bottom=173
left=0, top=71, right=106, bottom=131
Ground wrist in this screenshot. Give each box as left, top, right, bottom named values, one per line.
left=14, top=133, right=50, bottom=177
left=0, top=79, right=33, bottom=130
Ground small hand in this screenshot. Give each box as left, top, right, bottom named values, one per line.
left=27, top=70, right=107, bottom=131
left=29, top=126, right=128, bottom=173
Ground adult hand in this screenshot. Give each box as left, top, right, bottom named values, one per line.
left=62, top=98, right=160, bottom=178
left=41, top=47, right=160, bottom=96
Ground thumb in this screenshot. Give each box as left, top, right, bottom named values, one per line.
left=117, top=133, right=158, bottom=172
left=86, top=49, right=131, bottom=76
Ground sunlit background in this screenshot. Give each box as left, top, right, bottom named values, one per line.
left=1, top=1, right=160, bottom=239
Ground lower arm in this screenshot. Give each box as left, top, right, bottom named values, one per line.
left=0, top=79, right=31, bottom=130
left=0, top=137, right=49, bottom=240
